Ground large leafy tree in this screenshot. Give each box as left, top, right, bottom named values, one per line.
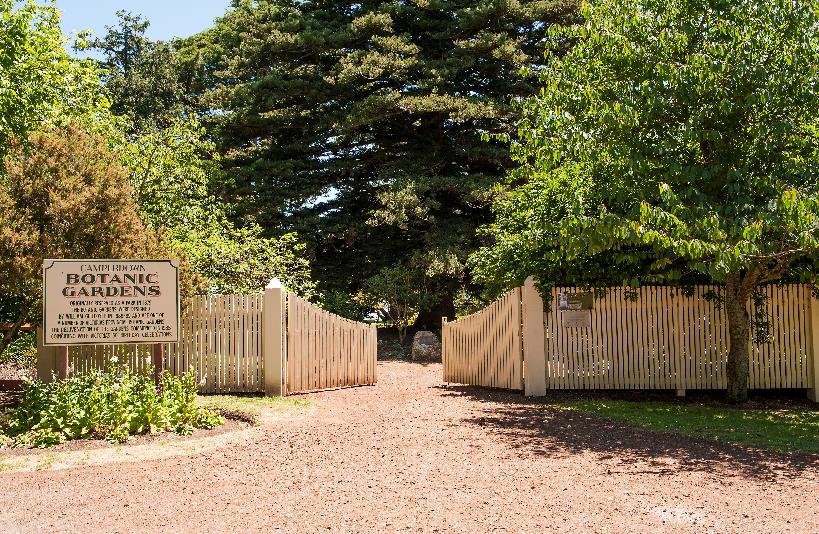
left=79, top=11, right=199, bottom=132
left=472, top=0, right=819, bottom=402
left=0, top=0, right=119, bottom=336
left=80, top=11, right=317, bottom=297
left=0, top=0, right=111, bottom=158
left=0, top=125, right=172, bottom=354
left=120, top=118, right=317, bottom=296
left=183, top=0, right=578, bottom=324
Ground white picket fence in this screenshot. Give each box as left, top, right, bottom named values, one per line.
left=442, top=277, right=819, bottom=400
left=39, top=285, right=377, bottom=395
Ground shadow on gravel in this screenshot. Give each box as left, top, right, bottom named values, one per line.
left=437, top=384, right=819, bottom=481
left=376, top=358, right=439, bottom=367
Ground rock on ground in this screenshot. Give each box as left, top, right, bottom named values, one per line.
left=410, top=330, right=442, bottom=362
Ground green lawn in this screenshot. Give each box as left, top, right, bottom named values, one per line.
left=196, top=395, right=310, bottom=425
left=563, top=399, right=819, bottom=454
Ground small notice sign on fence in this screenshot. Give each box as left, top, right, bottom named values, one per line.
left=42, top=259, right=180, bottom=346
left=558, top=292, right=593, bottom=328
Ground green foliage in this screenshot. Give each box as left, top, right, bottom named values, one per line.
left=0, top=124, right=172, bottom=353
left=565, top=399, right=819, bottom=454
left=319, top=289, right=371, bottom=322
left=79, top=10, right=199, bottom=132
left=363, top=264, right=434, bottom=343
left=183, top=0, right=579, bottom=319
left=376, top=336, right=409, bottom=360
left=192, top=230, right=317, bottom=297
left=0, top=331, right=35, bottom=368
left=120, top=117, right=220, bottom=235
left=3, top=366, right=223, bottom=447
left=472, top=0, right=819, bottom=401
left=0, top=0, right=117, bottom=159
left=119, top=112, right=316, bottom=297
left=474, top=0, right=819, bottom=291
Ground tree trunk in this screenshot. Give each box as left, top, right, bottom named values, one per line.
left=397, top=325, right=407, bottom=345
left=0, top=305, right=29, bottom=356
left=724, top=274, right=750, bottom=403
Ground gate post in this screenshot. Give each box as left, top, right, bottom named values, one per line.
left=809, top=292, right=819, bottom=402
left=263, top=278, right=285, bottom=397
left=522, top=276, right=547, bottom=396
left=441, top=317, right=447, bottom=383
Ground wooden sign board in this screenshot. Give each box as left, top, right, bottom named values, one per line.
left=562, top=309, right=591, bottom=328
left=42, top=259, right=179, bottom=346
left=558, top=292, right=593, bottom=328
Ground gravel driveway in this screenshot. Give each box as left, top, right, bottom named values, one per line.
left=0, top=361, right=816, bottom=533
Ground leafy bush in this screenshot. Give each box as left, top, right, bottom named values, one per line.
left=319, top=289, right=371, bottom=321
left=0, top=331, right=36, bottom=368
left=363, top=264, right=433, bottom=343
left=2, top=365, right=222, bottom=447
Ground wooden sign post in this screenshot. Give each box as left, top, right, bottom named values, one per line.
left=152, top=343, right=164, bottom=384
left=56, top=346, right=69, bottom=379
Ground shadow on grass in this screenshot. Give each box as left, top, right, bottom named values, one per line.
left=437, top=384, right=819, bottom=480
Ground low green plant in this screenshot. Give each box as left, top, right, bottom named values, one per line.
left=2, top=365, right=222, bottom=447
left=565, top=399, right=819, bottom=454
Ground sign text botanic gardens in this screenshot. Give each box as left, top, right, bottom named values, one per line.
left=42, top=259, right=180, bottom=346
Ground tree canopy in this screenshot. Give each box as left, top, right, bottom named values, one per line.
left=77, top=10, right=317, bottom=298
left=0, top=124, right=173, bottom=353
left=120, top=117, right=317, bottom=297
left=0, top=0, right=112, bottom=158
left=471, top=0, right=819, bottom=401
left=182, top=0, right=578, bottom=324
left=0, top=1, right=317, bottom=353
left=79, top=11, right=200, bottom=133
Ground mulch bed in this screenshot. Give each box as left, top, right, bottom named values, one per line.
left=0, top=362, right=34, bottom=382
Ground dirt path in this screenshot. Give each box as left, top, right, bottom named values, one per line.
left=0, top=361, right=816, bottom=533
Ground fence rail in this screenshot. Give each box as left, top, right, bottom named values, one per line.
left=442, top=288, right=523, bottom=390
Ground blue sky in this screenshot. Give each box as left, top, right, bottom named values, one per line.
left=55, top=0, right=230, bottom=42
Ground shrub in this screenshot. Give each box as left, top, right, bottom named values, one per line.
left=0, top=124, right=177, bottom=357
left=0, top=331, right=36, bottom=368
left=2, top=365, right=222, bottom=447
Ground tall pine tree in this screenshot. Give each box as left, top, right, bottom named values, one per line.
left=185, top=0, right=577, bottom=323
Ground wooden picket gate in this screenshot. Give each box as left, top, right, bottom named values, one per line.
left=441, top=288, right=524, bottom=390
left=286, top=293, right=377, bottom=394
left=441, top=277, right=819, bottom=400
left=39, top=282, right=377, bottom=396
